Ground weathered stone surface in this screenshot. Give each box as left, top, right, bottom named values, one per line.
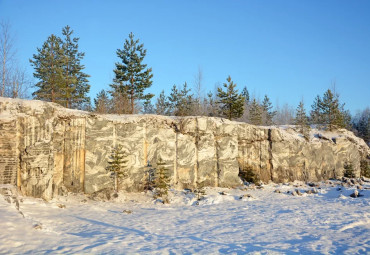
left=0, top=97, right=369, bottom=200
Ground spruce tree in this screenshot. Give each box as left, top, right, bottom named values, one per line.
left=94, top=89, right=111, bottom=114
left=30, top=26, right=90, bottom=109
left=168, top=82, right=194, bottom=116
left=320, top=89, right=347, bottom=131
left=110, top=32, right=153, bottom=114
left=154, top=158, right=170, bottom=203
left=61, top=25, right=90, bottom=109
left=216, top=76, right=244, bottom=120
left=241, top=86, right=250, bottom=104
left=310, top=90, right=350, bottom=130
left=262, top=95, right=276, bottom=125
left=155, top=90, right=170, bottom=115
left=106, top=145, right=128, bottom=192
left=294, top=100, right=310, bottom=139
left=30, top=34, right=64, bottom=103
left=310, top=95, right=322, bottom=125
left=249, top=98, right=262, bottom=125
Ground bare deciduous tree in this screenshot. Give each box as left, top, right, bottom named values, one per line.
left=193, top=67, right=205, bottom=115
left=0, top=20, right=29, bottom=98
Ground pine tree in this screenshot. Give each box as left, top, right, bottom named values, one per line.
left=294, top=100, right=310, bottom=140
left=155, top=90, right=170, bottom=115
left=61, top=25, right=90, bottom=109
left=216, top=76, right=244, bottom=120
left=30, top=26, right=90, bottom=109
left=30, top=34, right=64, bottom=103
left=110, top=32, right=153, bottom=114
left=261, top=95, right=276, bottom=125
left=94, top=89, right=111, bottom=114
left=154, top=158, right=170, bottom=203
left=168, top=82, right=194, bottom=116
left=320, top=89, right=346, bottom=131
left=249, top=98, right=262, bottom=125
left=106, top=145, right=128, bottom=192
left=310, top=95, right=322, bottom=125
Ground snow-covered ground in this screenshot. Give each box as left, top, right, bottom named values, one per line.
left=1, top=181, right=369, bottom=254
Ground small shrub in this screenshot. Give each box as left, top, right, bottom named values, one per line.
left=106, top=145, right=128, bottom=192
left=343, top=162, right=355, bottom=178
left=194, top=181, right=206, bottom=201
left=143, top=161, right=155, bottom=192
left=239, top=166, right=260, bottom=185
left=360, top=160, right=370, bottom=178
left=153, top=158, right=170, bottom=203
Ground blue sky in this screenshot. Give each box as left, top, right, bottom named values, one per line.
left=1, top=0, right=369, bottom=113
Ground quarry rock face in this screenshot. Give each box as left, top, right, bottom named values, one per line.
left=0, top=97, right=369, bottom=200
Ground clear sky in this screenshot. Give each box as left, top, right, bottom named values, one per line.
left=1, top=0, right=369, bottom=113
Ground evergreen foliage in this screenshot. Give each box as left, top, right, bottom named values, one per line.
left=239, top=166, right=260, bottom=185
left=310, top=95, right=322, bottom=124
left=360, top=160, right=370, bottom=178
left=110, top=32, right=153, bottom=114
left=206, top=91, right=219, bottom=117
left=294, top=100, right=310, bottom=139
left=60, top=26, right=90, bottom=109
left=241, top=86, right=250, bottom=104
left=309, top=89, right=350, bottom=131
left=155, top=90, right=170, bottom=115
left=30, top=26, right=90, bottom=109
left=154, top=158, right=170, bottom=203
left=30, top=34, right=64, bottom=104
left=249, top=98, right=262, bottom=125
left=261, top=95, right=276, bottom=125
left=142, top=97, right=155, bottom=114
left=194, top=181, right=206, bottom=202
left=216, top=76, right=244, bottom=120
left=143, top=161, right=155, bottom=192
left=168, top=82, right=194, bottom=116
left=94, top=89, right=111, bottom=114
left=343, top=162, right=355, bottom=178
left=106, top=145, right=128, bottom=192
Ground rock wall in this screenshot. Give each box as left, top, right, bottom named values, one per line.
left=0, top=97, right=369, bottom=200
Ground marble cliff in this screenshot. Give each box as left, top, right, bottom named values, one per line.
left=0, top=97, right=369, bottom=200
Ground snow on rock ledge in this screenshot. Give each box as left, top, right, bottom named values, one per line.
left=0, top=97, right=369, bottom=200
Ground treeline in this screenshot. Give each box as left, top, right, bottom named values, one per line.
left=1, top=24, right=369, bottom=144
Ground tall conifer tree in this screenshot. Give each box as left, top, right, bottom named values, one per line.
left=30, top=26, right=90, bottom=109
left=30, top=34, right=64, bottom=103
left=61, top=25, right=90, bottom=109
left=94, top=89, right=111, bottom=114
left=262, top=95, right=276, bottom=125
left=216, top=76, right=244, bottom=120
left=155, top=90, right=170, bottom=115
left=295, top=100, right=310, bottom=139
left=110, top=32, right=153, bottom=114
left=249, top=98, right=262, bottom=125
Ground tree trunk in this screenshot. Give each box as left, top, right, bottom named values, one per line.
left=115, top=175, right=118, bottom=192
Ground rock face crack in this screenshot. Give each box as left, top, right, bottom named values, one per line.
left=268, top=129, right=273, bottom=181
